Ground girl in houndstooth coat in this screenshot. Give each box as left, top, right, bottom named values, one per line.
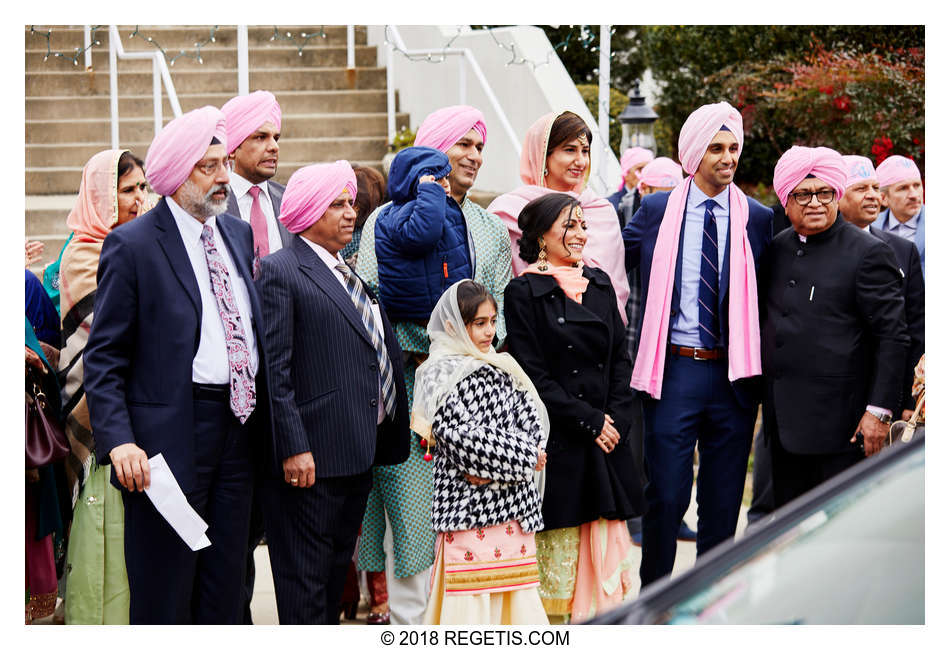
left=415, top=280, right=549, bottom=624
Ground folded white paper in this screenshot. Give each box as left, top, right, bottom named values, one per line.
left=145, top=454, right=212, bottom=551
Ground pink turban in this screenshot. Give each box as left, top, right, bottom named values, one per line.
left=677, top=102, right=744, bottom=176
left=278, top=161, right=357, bottom=234
left=221, top=90, right=282, bottom=155
left=414, top=105, right=487, bottom=153
left=618, top=147, right=654, bottom=190
left=842, top=155, right=877, bottom=189
left=876, top=155, right=921, bottom=189
left=773, top=146, right=847, bottom=208
left=145, top=106, right=227, bottom=196
left=636, top=157, right=684, bottom=193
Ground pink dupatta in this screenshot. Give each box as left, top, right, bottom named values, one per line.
left=488, top=112, right=630, bottom=323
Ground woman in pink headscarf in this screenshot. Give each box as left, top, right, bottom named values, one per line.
left=58, top=148, right=150, bottom=624
left=488, top=111, right=630, bottom=323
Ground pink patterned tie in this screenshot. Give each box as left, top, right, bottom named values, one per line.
left=200, top=224, right=256, bottom=423
left=248, top=185, right=270, bottom=258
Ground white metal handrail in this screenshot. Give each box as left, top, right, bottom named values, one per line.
left=107, top=25, right=182, bottom=149
left=384, top=26, right=522, bottom=157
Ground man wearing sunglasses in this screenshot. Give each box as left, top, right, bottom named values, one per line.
left=761, top=146, right=908, bottom=508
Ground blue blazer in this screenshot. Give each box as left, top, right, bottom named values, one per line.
left=621, top=188, right=773, bottom=407
left=83, top=198, right=273, bottom=493
left=254, top=236, right=410, bottom=478
left=873, top=205, right=924, bottom=276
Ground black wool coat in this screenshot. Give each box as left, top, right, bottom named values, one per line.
left=504, top=266, right=645, bottom=530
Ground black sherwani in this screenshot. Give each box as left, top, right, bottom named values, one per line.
left=761, top=216, right=909, bottom=506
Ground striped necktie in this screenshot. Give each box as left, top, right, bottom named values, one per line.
left=698, top=199, right=721, bottom=348
left=335, top=263, right=397, bottom=416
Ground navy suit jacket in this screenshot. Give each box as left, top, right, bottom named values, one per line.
left=225, top=179, right=293, bottom=249
left=874, top=206, right=924, bottom=276
left=83, top=198, right=272, bottom=493
left=254, top=236, right=410, bottom=478
left=868, top=227, right=925, bottom=411
left=621, top=187, right=773, bottom=407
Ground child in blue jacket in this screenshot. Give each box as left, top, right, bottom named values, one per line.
left=376, top=146, right=473, bottom=321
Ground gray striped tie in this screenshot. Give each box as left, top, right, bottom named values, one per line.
left=335, top=263, right=397, bottom=416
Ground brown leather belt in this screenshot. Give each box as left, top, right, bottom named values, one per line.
left=669, top=344, right=726, bottom=361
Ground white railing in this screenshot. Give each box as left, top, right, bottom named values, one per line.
left=384, top=26, right=522, bottom=158
left=107, top=25, right=182, bottom=149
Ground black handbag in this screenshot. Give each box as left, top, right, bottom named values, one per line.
left=25, top=369, right=69, bottom=469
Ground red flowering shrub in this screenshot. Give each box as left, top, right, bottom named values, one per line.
left=709, top=43, right=924, bottom=181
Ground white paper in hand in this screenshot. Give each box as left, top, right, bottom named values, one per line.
left=144, top=453, right=212, bottom=551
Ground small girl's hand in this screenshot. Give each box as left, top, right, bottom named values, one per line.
left=419, top=174, right=437, bottom=184
left=534, top=449, right=547, bottom=471
left=464, top=473, right=491, bottom=486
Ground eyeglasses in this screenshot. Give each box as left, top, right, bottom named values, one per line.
left=193, top=159, right=230, bottom=176
left=789, top=189, right=836, bottom=206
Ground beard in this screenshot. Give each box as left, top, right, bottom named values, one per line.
left=179, top=178, right=229, bottom=220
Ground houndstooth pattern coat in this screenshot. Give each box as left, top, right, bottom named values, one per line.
left=430, top=365, right=545, bottom=533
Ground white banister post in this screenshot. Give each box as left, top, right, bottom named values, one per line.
left=597, top=25, right=611, bottom=186
left=84, top=25, right=92, bottom=69
left=386, top=39, right=395, bottom=144
left=347, top=25, right=355, bottom=69
left=458, top=54, right=466, bottom=105
left=153, top=58, right=162, bottom=136
left=109, top=26, right=119, bottom=149
left=237, top=25, right=249, bottom=96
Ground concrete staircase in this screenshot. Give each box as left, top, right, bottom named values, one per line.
left=25, top=25, right=408, bottom=271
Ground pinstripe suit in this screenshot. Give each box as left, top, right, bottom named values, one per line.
left=255, top=235, right=410, bottom=624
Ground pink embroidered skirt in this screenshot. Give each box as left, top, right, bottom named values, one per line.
left=425, top=520, right=547, bottom=624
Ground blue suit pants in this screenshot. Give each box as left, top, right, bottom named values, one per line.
left=639, top=355, right=756, bottom=586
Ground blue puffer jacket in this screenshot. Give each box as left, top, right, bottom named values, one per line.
left=376, top=146, right=472, bottom=320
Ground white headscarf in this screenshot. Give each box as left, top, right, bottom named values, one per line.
left=412, top=281, right=550, bottom=490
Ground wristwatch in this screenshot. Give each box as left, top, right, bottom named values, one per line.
left=868, top=408, right=892, bottom=425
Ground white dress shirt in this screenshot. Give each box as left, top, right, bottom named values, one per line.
left=670, top=181, right=729, bottom=347
left=229, top=172, right=283, bottom=253
left=167, top=197, right=259, bottom=384
left=301, top=236, right=387, bottom=425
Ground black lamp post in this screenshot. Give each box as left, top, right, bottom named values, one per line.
left=618, top=80, right=659, bottom=154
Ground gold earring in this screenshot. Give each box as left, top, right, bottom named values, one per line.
left=543, top=168, right=549, bottom=176
left=537, top=239, right=548, bottom=271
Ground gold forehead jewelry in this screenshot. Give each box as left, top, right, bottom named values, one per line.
left=572, top=205, right=583, bottom=220
left=576, top=133, right=588, bottom=146
left=341, top=187, right=351, bottom=196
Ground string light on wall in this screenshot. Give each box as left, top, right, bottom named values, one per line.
left=129, top=26, right=219, bottom=66
left=30, top=25, right=104, bottom=66
left=383, top=25, right=464, bottom=63
left=269, top=27, right=328, bottom=56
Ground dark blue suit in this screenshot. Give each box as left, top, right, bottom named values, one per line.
left=622, top=187, right=772, bottom=585
left=83, top=198, right=272, bottom=623
left=255, top=236, right=410, bottom=624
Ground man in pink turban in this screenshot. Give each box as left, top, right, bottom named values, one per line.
left=622, top=101, right=773, bottom=587
left=254, top=161, right=410, bottom=624
left=222, top=90, right=292, bottom=266
left=83, top=106, right=272, bottom=623
left=220, top=89, right=292, bottom=623
left=608, top=146, right=654, bottom=223
left=353, top=105, right=513, bottom=624
left=761, top=146, right=908, bottom=510
left=839, top=155, right=924, bottom=426
left=873, top=155, right=924, bottom=275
